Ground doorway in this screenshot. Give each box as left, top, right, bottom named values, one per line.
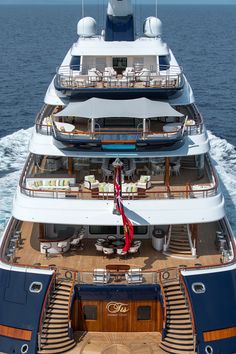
left=113, top=57, right=127, bottom=75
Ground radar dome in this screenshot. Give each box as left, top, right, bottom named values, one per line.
left=77, top=17, right=97, bottom=37
left=143, top=17, right=162, bottom=38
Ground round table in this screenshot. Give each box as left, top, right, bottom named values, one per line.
left=163, top=123, right=182, bottom=133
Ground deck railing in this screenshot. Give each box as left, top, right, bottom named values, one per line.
left=179, top=273, right=197, bottom=351
left=38, top=271, right=57, bottom=351
left=55, top=64, right=184, bottom=90
left=19, top=154, right=219, bottom=201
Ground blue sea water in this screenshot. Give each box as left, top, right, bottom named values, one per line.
left=0, top=4, right=236, bottom=231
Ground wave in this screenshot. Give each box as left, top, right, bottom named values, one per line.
left=0, top=128, right=235, bottom=233
left=0, top=128, right=32, bottom=228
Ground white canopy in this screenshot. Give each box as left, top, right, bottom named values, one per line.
left=55, top=97, right=184, bottom=119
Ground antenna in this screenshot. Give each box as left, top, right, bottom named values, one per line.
left=155, top=0, right=158, bottom=17
left=81, top=0, right=84, bottom=18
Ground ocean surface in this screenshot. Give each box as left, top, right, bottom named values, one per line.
left=0, top=4, right=236, bottom=233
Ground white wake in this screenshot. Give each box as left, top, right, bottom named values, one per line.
left=0, top=128, right=32, bottom=228
left=0, top=129, right=235, bottom=233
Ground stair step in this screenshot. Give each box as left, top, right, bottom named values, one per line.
left=167, top=318, right=192, bottom=324
left=167, top=323, right=192, bottom=329
left=51, top=299, right=68, bottom=305
left=52, top=290, right=70, bottom=296
left=164, top=284, right=181, bottom=291
left=159, top=342, right=195, bottom=354
left=168, top=248, right=192, bottom=254
left=38, top=340, right=76, bottom=353
left=166, top=309, right=189, bottom=315
left=42, top=327, right=69, bottom=334
left=41, top=335, right=72, bottom=345
left=49, top=303, right=68, bottom=310
left=165, top=290, right=183, bottom=296
left=165, top=336, right=194, bottom=345
left=166, top=299, right=186, bottom=305
left=55, top=285, right=71, bottom=292
left=166, top=332, right=194, bottom=340
left=167, top=329, right=193, bottom=336
left=46, top=313, right=68, bottom=319
left=41, top=332, right=69, bottom=340
left=163, top=282, right=180, bottom=288
left=47, top=308, right=68, bottom=315
left=160, top=341, right=195, bottom=351
left=166, top=304, right=187, bottom=310
left=170, top=241, right=190, bottom=247
left=44, top=317, right=69, bottom=324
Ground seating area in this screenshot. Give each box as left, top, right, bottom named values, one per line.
left=84, top=174, right=152, bottom=197
left=94, top=237, right=142, bottom=259
left=57, top=64, right=182, bottom=89
left=92, top=266, right=143, bottom=284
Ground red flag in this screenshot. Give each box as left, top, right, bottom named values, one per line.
left=114, top=167, right=134, bottom=252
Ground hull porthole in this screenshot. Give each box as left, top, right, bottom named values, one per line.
left=21, top=344, right=29, bottom=354
left=205, top=345, right=213, bottom=354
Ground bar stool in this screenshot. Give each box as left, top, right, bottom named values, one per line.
left=57, top=241, right=68, bottom=255
left=42, top=244, right=51, bottom=259
left=11, top=235, right=19, bottom=248
left=15, top=230, right=23, bottom=245
left=6, top=250, right=15, bottom=263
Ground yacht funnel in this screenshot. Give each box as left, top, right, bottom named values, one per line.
left=107, top=0, right=133, bottom=17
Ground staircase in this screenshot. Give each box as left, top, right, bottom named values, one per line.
left=38, top=279, right=76, bottom=354
left=164, top=225, right=194, bottom=259
left=159, top=281, right=196, bottom=354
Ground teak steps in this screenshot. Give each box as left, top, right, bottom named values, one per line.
left=159, top=281, right=196, bottom=354
left=165, top=225, right=193, bottom=258
left=38, top=279, right=76, bottom=354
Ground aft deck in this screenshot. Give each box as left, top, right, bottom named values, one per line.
left=12, top=221, right=223, bottom=272
left=67, top=332, right=164, bottom=354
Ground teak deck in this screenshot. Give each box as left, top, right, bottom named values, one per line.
left=67, top=332, right=165, bottom=354
left=14, top=222, right=221, bottom=272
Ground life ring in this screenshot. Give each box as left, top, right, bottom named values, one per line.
left=162, top=271, right=170, bottom=280
left=65, top=270, right=73, bottom=280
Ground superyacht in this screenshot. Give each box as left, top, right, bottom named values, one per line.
left=0, top=1, right=236, bottom=354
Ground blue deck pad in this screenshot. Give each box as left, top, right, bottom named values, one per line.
left=102, top=144, right=136, bottom=151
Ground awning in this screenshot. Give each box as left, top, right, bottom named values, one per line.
left=55, top=98, right=184, bottom=119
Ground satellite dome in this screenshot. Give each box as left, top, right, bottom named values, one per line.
left=143, top=17, right=162, bottom=38
left=77, top=17, right=97, bottom=37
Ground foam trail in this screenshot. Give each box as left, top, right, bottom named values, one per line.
left=0, top=129, right=235, bottom=234
left=0, top=128, right=32, bottom=231
left=208, top=131, right=236, bottom=231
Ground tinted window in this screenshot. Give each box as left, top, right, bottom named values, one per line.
left=83, top=305, right=97, bottom=320
left=89, top=226, right=117, bottom=235
left=120, top=226, right=147, bottom=235
left=137, top=306, right=151, bottom=320
left=70, top=56, right=81, bottom=70
left=159, top=56, right=170, bottom=70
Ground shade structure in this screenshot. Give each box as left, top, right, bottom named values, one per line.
left=55, top=97, right=184, bottom=119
